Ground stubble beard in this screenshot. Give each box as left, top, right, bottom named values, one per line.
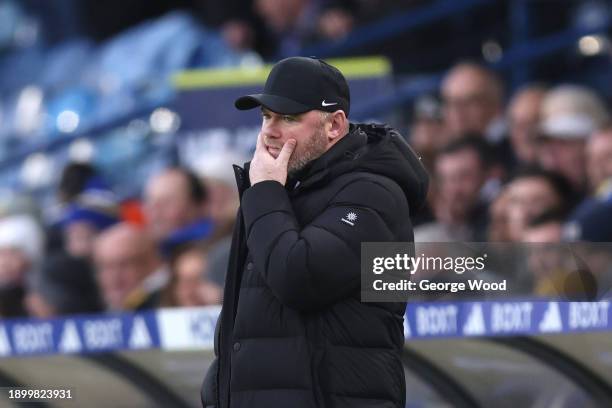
left=287, top=124, right=328, bottom=176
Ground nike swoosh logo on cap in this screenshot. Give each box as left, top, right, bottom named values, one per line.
left=321, top=100, right=338, bottom=107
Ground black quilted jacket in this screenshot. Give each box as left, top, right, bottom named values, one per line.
left=202, top=123, right=429, bottom=408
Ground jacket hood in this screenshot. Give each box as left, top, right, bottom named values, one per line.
left=292, top=123, right=429, bottom=214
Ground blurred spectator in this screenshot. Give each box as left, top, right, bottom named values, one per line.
left=562, top=194, right=612, bottom=300
left=415, top=137, right=492, bottom=241
left=441, top=62, right=514, bottom=171
left=406, top=95, right=440, bottom=227
left=93, top=223, right=167, bottom=311
left=144, top=167, right=213, bottom=255
left=60, top=177, right=120, bottom=258
left=254, top=0, right=316, bottom=56
left=0, top=214, right=45, bottom=317
left=585, top=127, right=612, bottom=196
left=317, top=5, right=354, bottom=41
left=46, top=162, right=98, bottom=253
left=57, top=162, right=97, bottom=203
left=565, top=126, right=612, bottom=229
left=254, top=0, right=354, bottom=57
left=25, top=253, right=103, bottom=318
left=409, top=94, right=448, bottom=171
left=221, top=20, right=257, bottom=52
left=192, top=150, right=245, bottom=287
left=564, top=200, right=612, bottom=243
left=503, top=167, right=573, bottom=242
left=195, top=150, right=245, bottom=236
left=523, top=208, right=601, bottom=300
left=162, top=244, right=222, bottom=307
left=563, top=201, right=612, bottom=298
left=442, top=62, right=503, bottom=137
left=191, top=0, right=259, bottom=51
left=536, top=84, right=610, bottom=194
left=487, top=188, right=511, bottom=241
left=507, top=84, right=547, bottom=165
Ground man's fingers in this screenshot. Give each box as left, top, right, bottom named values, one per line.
left=277, top=139, right=296, bottom=165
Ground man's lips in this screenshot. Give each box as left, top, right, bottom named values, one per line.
left=266, top=145, right=281, bottom=156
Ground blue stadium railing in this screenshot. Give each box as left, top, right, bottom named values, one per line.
left=2, top=300, right=611, bottom=356
left=1, top=301, right=612, bottom=407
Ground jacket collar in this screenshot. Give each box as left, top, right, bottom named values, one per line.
left=233, top=162, right=251, bottom=197
left=287, top=124, right=367, bottom=190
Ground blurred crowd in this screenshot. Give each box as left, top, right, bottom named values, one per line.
left=410, top=62, right=612, bottom=246
left=2, top=59, right=612, bottom=318
left=408, top=62, right=612, bottom=299
left=1, top=1, right=611, bottom=318
left=0, top=151, right=243, bottom=318
left=0, top=0, right=430, bottom=159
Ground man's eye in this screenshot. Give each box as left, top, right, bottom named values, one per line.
left=283, top=115, right=295, bottom=122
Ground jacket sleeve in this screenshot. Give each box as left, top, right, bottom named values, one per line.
left=241, top=178, right=406, bottom=312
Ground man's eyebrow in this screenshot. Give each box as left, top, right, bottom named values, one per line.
left=260, top=108, right=301, bottom=118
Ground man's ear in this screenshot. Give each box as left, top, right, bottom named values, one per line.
left=327, top=110, right=348, bottom=142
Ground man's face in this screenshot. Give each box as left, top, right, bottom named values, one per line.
left=255, top=0, right=304, bottom=33
left=506, top=177, right=561, bottom=241
left=260, top=107, right=329, bottom=174
left=586, top=131, right=612, bottom=191
left=175, top=251, right=207, bottom=307
left=94, top=230, right=154, bottom=310
left=442, top=68, right=500, bottom=136
left=0, top=248, right=28, bottom=286
left=144, top=171, right=200, bottom=241
left=435, top=149, right=485, bottom=222
left=410, top=118, right=449, bottom=156
left=174, top=250, right=221, bottom=306
left=536, top=138, right=586, bottom=190
left=205, top=179, right=239, bottom=226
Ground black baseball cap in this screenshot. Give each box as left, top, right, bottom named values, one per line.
left=235, top=57, right=350, bottom=115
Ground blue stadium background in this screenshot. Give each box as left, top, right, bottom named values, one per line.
left=1, top=1, right=612, bottom=407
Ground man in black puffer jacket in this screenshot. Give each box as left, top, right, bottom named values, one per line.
left=202, top=57, right=429, bottom=408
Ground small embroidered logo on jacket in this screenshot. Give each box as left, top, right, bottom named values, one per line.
left=341, top=211, right=358, bottom=226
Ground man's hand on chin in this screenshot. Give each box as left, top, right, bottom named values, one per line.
left=249, top=132, right=296, bottom=186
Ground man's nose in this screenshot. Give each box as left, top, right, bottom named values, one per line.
left=262, top=118, right=281, bottom=138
